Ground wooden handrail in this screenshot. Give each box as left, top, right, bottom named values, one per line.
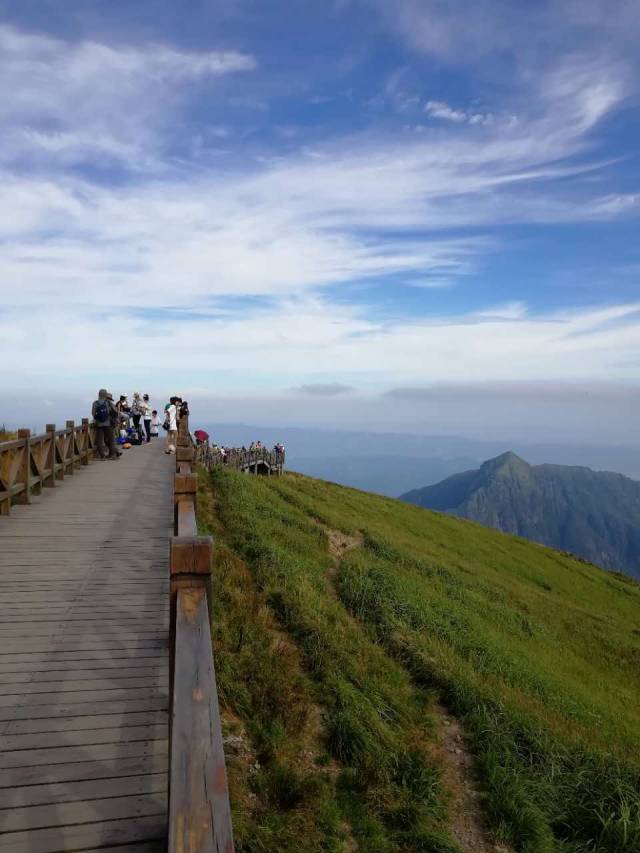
left=168, top=412, right=234, bottom=852
left=0, top=418, right=96, bottom=515
left=195, top=443, right=285, bottom=476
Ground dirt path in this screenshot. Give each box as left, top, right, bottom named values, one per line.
left=325, top=526, right=364, bottom=564
left=431, top=703, right=511, bottom=853
left=322, top=523, right=511, bottom=853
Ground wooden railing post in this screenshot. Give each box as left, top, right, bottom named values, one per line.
left=81, top=418, right=90, bottom=465
left=45, top=424, right=57, bottom=487
left=0, top=413, right=99, bottom=514
left=66, top=420, right=77, bottom=472
left=15, top=429, right=32, bottom=505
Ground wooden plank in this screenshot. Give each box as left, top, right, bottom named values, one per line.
left=0, top=666, right=163, bottom=684
left=0, top=627, right=167, bottom=638
left=4, top=711, right=168, bottom=735
left=74, top=844, right=165, bottom=853
left=0, top=687, right=168, bottom=708
left=0, top=738, right=166, bottom=769
left=0, top=773, right=166, bottom=810
left=0, top=791, right=167, bottom=832
left=0, top=753, right=169, bottom=789
left=0, top=651, right=165, bottom=668
left=0, top=724, right=167, bottom=752
left=0, top=639, right=166, bottom=654
left=177, top=498, right=197, bottom=538
left=0, top=697, right=168, bottom=721
left=169, top=588, right=234, bottom=853
left=1, top=677, right=166, bottom=695
left=0, top=814, right=167, bottom=853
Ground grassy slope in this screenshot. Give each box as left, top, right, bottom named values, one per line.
left=199, top=467, right=640, bottom=853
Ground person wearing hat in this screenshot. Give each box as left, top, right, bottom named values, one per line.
left=92, top=389, right=119, bottom=460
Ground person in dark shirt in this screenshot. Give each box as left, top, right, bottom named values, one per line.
left=92, top=389, right=119, bottom=460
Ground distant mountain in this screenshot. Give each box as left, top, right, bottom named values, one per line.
left=286, top=454, right=479, bottom=497
left=401, top=451, right=640, bottom=580
left=199, top=422, right=640, bottom=480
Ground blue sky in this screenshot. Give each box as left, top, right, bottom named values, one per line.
left=1, top=0, right=639, bottom=440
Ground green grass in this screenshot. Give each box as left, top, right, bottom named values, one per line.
left=200, top=467, right=640, bottom=853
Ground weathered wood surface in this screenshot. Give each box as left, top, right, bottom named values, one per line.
left=169, top=588, right=233, bottom=853
left=0, top=420, right=97, bottom=516
left=167, top=415, right=234, bottom=852
left=0, top=440, right=173, bottom=852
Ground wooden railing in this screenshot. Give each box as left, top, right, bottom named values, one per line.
left=169, top=413, right=234, bottom=853
left=196, top=444, right=285, bottom=476
left=0, top=419, right=96, bottom=515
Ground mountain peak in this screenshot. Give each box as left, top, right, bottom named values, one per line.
left=480, top=451, right=530, bottom=475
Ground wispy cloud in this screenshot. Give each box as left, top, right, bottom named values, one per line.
left=0, top=6, right=638, bottom=412
left=0, top=24, right=256, bottom=170
left=425, top=100, right=494, bottom=126
left=0, top=50, right=633, bottom=319
left=369, top=0, right=640, bottom=69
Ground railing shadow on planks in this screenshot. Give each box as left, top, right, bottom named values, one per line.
left=170, top=414, right=235, bottom=853
left=0, top=412, right=235, bottom=852
left=0, top=419, right=96, bottom=515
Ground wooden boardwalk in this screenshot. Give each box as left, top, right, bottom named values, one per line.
left=0, top=441, right=173, bottom=853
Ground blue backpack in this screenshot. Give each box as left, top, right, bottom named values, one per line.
left=95, top=400, right=109, bottom=422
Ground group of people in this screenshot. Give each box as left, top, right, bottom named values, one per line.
left=91, top=389, right=185, bottom=460
left=193, top=432, right=285, bottom=463
left=114, top=393, right=161, bottom=443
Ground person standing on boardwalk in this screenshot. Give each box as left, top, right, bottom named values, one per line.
left=142, top=394, right=152, bottom=442
left=165, top=397, right=178, bottom=454
left=107, top=392, right=122, bottom=458
left=116, top=394, right=131, bottom=428
left=131, top=392, right=144, bottom=443
left=92, top=389, right=119, bottom=460
left=150, top=409, right=161, bottom=437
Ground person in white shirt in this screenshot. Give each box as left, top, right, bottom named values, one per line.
left=150, top=410, right=161, bottom=438
left=142, top=394, right=153, bottom=442
left=165, top=398, right=178, bottom=454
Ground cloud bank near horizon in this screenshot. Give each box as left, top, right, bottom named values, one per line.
left=0, top=1, right=639, bottom=439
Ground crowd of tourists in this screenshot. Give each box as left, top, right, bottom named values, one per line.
left=91, top=390, right=190, bottom=460
left=192, top=430, right=285, bottom=464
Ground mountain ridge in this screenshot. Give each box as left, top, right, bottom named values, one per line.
left=401, top=452, right=640, bottom=579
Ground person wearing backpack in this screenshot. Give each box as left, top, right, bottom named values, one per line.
left=92, top=389, right=119, bottom=460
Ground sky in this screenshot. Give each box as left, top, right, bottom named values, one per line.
left=1, top=0, right=639, bottom=443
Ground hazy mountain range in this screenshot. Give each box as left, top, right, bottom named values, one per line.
left=401, top=452, right=640, bottom=580
left=202, top=422, right=640, bottom=496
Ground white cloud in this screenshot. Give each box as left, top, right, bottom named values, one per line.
left=425, top=100, right=494, bottom=125
left=0, top=49, right=631, bottom=314
left=0, top=25, right=256, bottom=169
left=0, top=19, right=638, bottom=402
left=2, top=298, right=639, bottom=392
